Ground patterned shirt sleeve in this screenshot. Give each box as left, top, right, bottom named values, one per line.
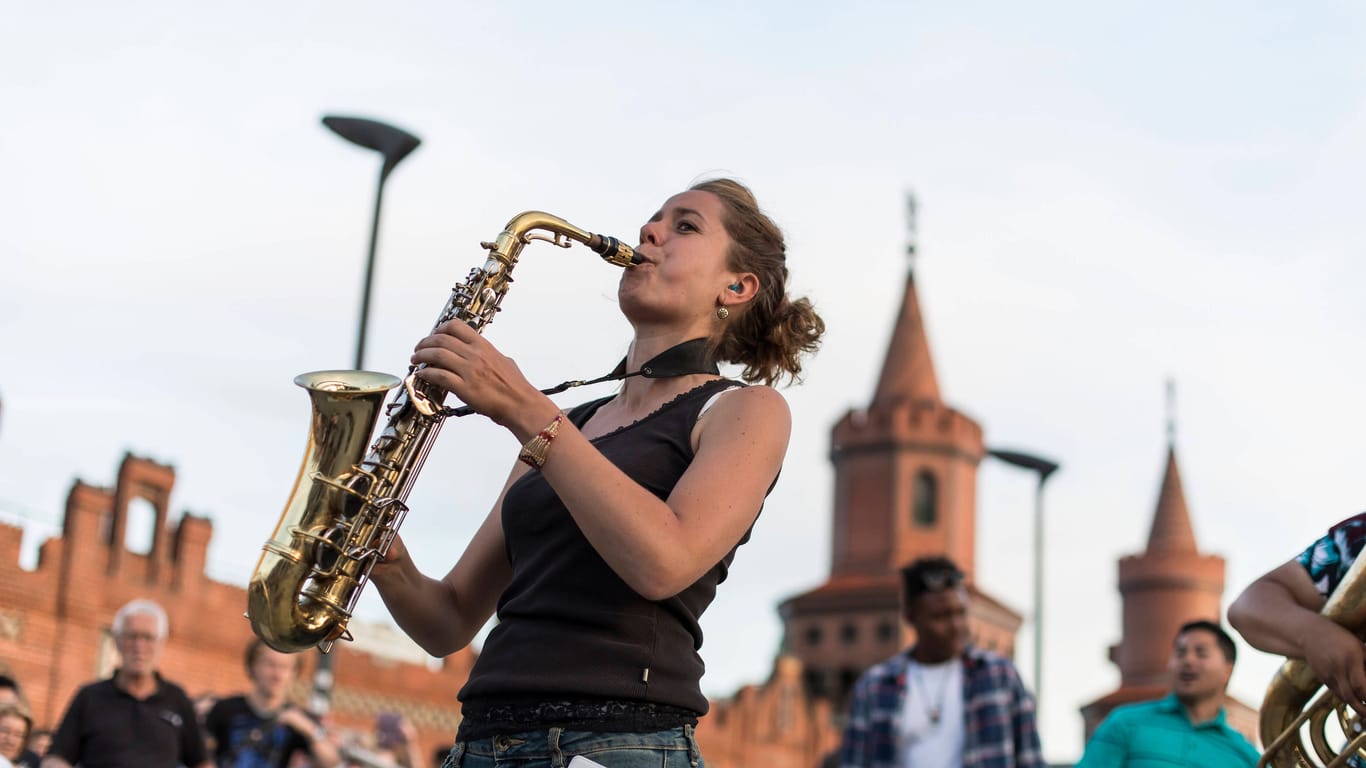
left=1297, top=513, right=1366, bottom=598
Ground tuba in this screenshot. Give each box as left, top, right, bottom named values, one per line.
left=1258, top=551, right=1366, bottom=767
left=247, top=212, right=639, bottom=653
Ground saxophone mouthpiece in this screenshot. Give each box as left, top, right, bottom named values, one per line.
left=588, top=234, right=643, bottom=267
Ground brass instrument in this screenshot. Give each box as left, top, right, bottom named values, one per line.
left=247, top=212, right=639, bottom=653
left=1259, top=552, right=1366, bottom=767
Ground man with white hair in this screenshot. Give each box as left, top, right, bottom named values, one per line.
left=42, top=599, right=210, bottom=768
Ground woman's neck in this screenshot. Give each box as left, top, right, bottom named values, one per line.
left=617, top=331, right=717, bottom=412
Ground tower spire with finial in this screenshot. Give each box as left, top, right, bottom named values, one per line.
left=906, top=191, right=918, bottom=273
left=872, top=189, right=940, bottom=406
left=1166, top=378, right=1177, bottom=448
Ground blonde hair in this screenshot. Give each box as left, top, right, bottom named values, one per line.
left=0, top=701, right=33, bottom=749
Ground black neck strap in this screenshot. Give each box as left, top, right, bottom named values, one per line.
left=443, top=338, right=718, bottom=418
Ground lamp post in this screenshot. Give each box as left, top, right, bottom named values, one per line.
left=310, top=116, right=420, bottom=715
left=987, top=448, right=1060, bottom=712
left=321, top=115, right=422, bottom=370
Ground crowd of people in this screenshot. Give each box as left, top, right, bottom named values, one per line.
left=0, top=599, right=442, bottom=768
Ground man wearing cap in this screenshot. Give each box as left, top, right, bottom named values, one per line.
left=839, top=555, right=1043, bottom=768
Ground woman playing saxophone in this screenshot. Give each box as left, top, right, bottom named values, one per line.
left=369, top=178, right=824, bottom=768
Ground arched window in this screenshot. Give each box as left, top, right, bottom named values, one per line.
left=840, top=622, right=859, bottom=645
left=124, top=497, right=157, bottom=555
left=913, top=470, right=937, bottom=527
left=876, top=621, right=898, bottom=645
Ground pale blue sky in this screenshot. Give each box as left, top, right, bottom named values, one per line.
left=3, top=2, right=1364, bottom=762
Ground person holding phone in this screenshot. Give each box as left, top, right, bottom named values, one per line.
left=371, top=178, right=824, bottom=767
left=203, top=639, right=340, bottom=768
left=372, top=712, right=424, bottom=768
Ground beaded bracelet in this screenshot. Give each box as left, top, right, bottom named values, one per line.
left=518, top=412, right=564, bottom=470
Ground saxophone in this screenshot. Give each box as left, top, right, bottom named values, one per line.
left=247, top=212, right=639, bottom=653
left=1258, top=550, right=1366, bottom=768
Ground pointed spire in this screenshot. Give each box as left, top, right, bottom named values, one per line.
left=872, top=192, right=941, bottom=407
left=1146, top=421, right=1197, bottom=555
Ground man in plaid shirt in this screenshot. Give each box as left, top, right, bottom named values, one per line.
left=839, top=556, right=1043, bottom=768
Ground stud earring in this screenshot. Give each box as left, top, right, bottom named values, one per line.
left=716, top=306, right=729, bottom=320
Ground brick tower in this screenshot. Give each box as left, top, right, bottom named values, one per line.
left=1079, top=410, right=1256, bottom=741
left=778, top=201, right=1022, bottom=715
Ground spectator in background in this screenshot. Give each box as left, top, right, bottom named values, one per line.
left=839, top=556, right=1043, bottom=768
left=0, top=677, right=20, bottom=706
left=1074, top=620, right=1256, bottom=768
left=0, top=702, right=35, bottom=768
left=0, top=676, right=41, bottom=768
left=42, top=598, right=210, bottom=768
left=21, top=732, right=47, bottom=768
left=370, top=712, right=424, bottom=768
left=204, top=639, right=340, bottom=768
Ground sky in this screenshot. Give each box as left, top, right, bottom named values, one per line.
left=2, top=2, right=1365, bottom=762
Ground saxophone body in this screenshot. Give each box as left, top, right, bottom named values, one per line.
left=1259, top=550, right=1366, bottom=768
left=247, top=212, right=638, bottom=653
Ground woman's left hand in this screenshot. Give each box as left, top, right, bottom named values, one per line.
left=411, top=320, right=544, bottom=430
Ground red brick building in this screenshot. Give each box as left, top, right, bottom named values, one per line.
left=778, top=265, right=1023, bottom=716
left=0, top=452, right=474, bottom=760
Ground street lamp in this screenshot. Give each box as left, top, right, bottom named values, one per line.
left=321, top=115, right=422, bottom=370
left=311, top=116, right=420, bottom=715
left=987, top=448, right=1060, bottom=711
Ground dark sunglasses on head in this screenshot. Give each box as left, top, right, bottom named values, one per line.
left=917, top=568, right=965, bottom=592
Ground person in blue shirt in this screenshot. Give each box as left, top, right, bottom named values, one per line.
left=1074, top=620, right=1257, bottom=768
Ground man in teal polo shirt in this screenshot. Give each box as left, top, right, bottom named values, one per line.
left=1075, top=620, right=1257, bottom=768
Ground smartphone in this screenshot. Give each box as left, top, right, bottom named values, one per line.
left=567, top=756, right=608, bottom=768
left=376, top=712, right=403, bottom=749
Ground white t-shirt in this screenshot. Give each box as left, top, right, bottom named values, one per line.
left=898, top=656, right=965, bottom=768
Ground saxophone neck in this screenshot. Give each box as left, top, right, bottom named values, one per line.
left=485, top=211, right=640, bottom=269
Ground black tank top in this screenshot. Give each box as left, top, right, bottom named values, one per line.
left=457, top=378, right=761, bottom=735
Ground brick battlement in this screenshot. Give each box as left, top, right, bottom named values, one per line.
left=831, top=400, right=985, bottom=460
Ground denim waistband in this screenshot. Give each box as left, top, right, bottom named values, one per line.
left=446, top=725, right=702, bottom=768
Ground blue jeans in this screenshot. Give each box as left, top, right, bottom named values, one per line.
left=442, top=725, right=704, bottom=768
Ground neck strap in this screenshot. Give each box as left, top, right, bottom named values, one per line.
left=443, top=338, right=718, bottom=418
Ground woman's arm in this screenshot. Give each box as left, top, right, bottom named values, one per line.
left=368, top=466, right=520, bottom=657
left=1228, top=560, right=1328, bottom=656
left=1228, top=559, right=1366, bottom=715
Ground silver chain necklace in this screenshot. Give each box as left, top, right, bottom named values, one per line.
left=907, top=660, right=954, bottom=725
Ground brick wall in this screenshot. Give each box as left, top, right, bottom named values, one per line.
left=0, top=453, right=472, bottom=759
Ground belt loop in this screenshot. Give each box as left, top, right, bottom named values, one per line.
left=444, top=741, right=465, bottom=768
left=550, top=726, right=565, bottom=768
left=684, top=723, right=701, bottom=768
